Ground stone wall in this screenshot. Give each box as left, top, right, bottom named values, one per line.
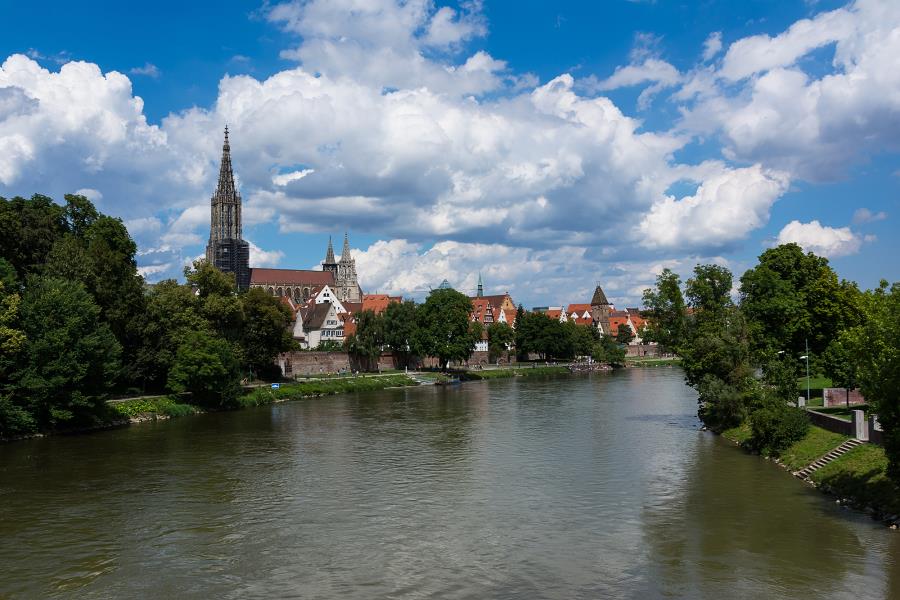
left=277, top=351, right=400, bottom=377
left=807, top=410, right=855, bottom=437
left=823, top=388, right=866, bottom=408
left=625, top=344, right=660, bottom=357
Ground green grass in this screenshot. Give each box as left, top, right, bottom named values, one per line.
left=815, top=405, right=869, bottom=422
left=779, top=425, right=849, bottom=471
left=797, top=375, right=832, bottom=389
left=111, top=396, right=199, bottom=419
left=721, top=422, right=752, bottom=445
left=811, top=444, right=900, bottom=518
left=240, top=374, right=419, bottom=407
left=459, top=366, right=571, bottom=380
left=626, top=356, right=681, bottom=367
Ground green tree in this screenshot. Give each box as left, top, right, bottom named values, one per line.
left=383, top=300, right=418, bottom=367
left=185, top=260, right=244, bottom=343
left=241, top=287, right=294, bottom=379
left=641, top=268, right=686, bottom=351
left=0, top=194, right=68, bottom=278
left=0, top=259, right=31, bottom=437
left=134, top=280, right=207, bottom=392
left=592, top=336, right=626, bottom=367
left=167, top=329, right=240, bottom=407
left=15, top=276, right=121, bottom=429
left=488, top=321, right=516, bottom=362
left=615, top=323, right=635, bottom=345
left=412, top=288, right=476, bottom=369
left=345, top=309, right=385, bottom=370
left=565, top=321, right=598, bottom=357
left=822, top=336, right=860, bottom=408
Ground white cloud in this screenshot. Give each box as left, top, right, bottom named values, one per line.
left=637, top=164, right=790, bottom=251
left=247, top=239, right=285, bottom=267
left=74, top=187, right=102, bottom=201
left=594, top=58, right=681, bottom=91
left=852, top=207, right=887, bottom=224
left=129, top=63, right=161, bottom=78
left=775, top=219, right=863, bottom=257
left=702, top=32, right=723, bottom=62
left=272, top=168, right=314, bottom=186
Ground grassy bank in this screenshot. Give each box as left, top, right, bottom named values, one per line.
left=110, top=396, right=199, bottom=419
left=723, top=421, right=900, bottom=523
left=240, top=374, right=419, bottom=407
left=459, top=366, right=571, bottom=380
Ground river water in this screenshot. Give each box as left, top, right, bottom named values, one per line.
left=1, top=369, right=898, bottom=599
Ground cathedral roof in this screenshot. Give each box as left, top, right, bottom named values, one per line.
left=250, top=268, right=334, bottom=285
left=324, top=236, right=336, bottom=265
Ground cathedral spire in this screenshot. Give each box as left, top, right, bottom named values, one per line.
left=325, top=236, right=336, bottom=265
left=477, top=273, right=484, bottom=297
left=340, top=231, right=351, bottom=262
left=214, top=125, right=238, bottom=202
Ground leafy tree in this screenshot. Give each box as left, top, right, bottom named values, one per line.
left=687, top=264, right=733, bottom=319
left=383, top=300, right=418, bottom=367
left=0, top=194, right=68, bottom=278
left=615, top=323, right=635, bottom=345
left=241, top=287, right=294, bottom=379
left=15, top=276, right=121, bottom=429
left=822, top=336, right=860, bottom=408
left=168, top=329, right=240, bottom=407
left=134, top=280, right=207, bottom=392
left=641, top=268, right=686, bottom=351
left=592, top=336, right=625, bottom=367
left=345, top=309, right=384, bottom=369
left=488, top=321, right=516, bottom=362
left=845, top=281, right=900, bottom=484
left=565, top=321, right=598, bottom=357
left=0, top=260, right=31, bottom=437
left=185, top=260, right=244, bottom=342
left=412, top=288, right=476, bottom=369
left=748, top=396, right=810, bottom=456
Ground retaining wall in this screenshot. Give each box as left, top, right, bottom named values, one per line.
left=807, top=410, right=855, bottom=437
left=823, top=387, right=866, bottom=408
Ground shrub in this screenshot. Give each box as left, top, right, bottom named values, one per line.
left=748, top=401, right=810, bottom=456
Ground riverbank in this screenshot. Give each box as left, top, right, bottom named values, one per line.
left=722, top=424, right=900, bottom=526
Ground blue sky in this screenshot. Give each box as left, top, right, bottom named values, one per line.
left=0, top=0, right=897, bottom=307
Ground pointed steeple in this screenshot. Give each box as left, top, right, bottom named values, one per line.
left=477, top=273, right=484, bottom=297
left=215, top=125, right=238, bottom=201
left=325, top=236, right=336, bottom=265
left=340, top=231, right=351, bottom=262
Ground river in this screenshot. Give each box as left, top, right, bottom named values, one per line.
left=1, top=369, right=898, bottom=599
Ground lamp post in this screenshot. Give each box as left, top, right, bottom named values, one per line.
left=800, top=344, right=810, bottom=404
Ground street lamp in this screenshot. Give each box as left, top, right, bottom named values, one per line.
left=800, top=351, right=810, bottom=404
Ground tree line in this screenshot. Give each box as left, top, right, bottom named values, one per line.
left=0, top=194, right=294, bottom=438
left=641, top=243, right=900, bottom=485
left=345, top=288, right=628, bottom=368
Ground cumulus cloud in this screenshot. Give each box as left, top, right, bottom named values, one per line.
left=679, top=0, right=900, bottom=181
left=852, top=207, right=887, bottom=224
left=129, top=63, right=161, bottom=78
left=775, top=219, right=863, bottom=257
left=702, top=32, right=723, bottom=61
left=247, top=239, right=285, bottom=267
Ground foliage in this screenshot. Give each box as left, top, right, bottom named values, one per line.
left=515, top=312, right=573, bottom=360
left=412, top=288, right=477, bottom=368
left=845, top=281, right=900, bottom=485
left=566, top=321, right=598, bottom=357
left=0, top=194, right=68, bottom=278
left=382, top=300, right=418, bottom=365
left=822, top=336, right=859, bottom=408
left=239, top=374, right=418, bottom=406
left=111, top=396, right=198, bottom=419
left=241, top=287, right=294, bottom=375
left=615, top=323, right=635, bottom=345
left=592, top=336, right=626, bottom=367
left=487, top=321, right=516, bottom=362
left=641, top=268, right=687, bottom=351
left=747, top=397, right=810, bottom=456
left=167, top=330, right=241, bottom=408
left=15, top=276, right=121, bottom=429
left=345, top=309, right=384, bottom=365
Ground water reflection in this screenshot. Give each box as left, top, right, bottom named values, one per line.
left=0, top=370, right=897, bottom=599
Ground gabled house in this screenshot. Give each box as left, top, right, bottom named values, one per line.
left=294, top=301, right=344, bottom=349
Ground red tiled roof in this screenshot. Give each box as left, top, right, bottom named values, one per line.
left=503, top=309, right=517, bottom=325
left=574, top=316, right=593, bottom=325
left=567, top=303, right=591, bottom=314
left=250, top=268, right=334, bottom=285
left=546, top=309, right=562, bottom=319
left=362, top=294, right=400, bottom=315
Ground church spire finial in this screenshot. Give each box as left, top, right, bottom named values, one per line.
left=325, top=235, right=336, bottom=265
left=477, top=272, right=484, bottom=297
left=341, top=231, right=351, bottom=261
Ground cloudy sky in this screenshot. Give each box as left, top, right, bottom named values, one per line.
left=1, top=0, right=897, bottom=307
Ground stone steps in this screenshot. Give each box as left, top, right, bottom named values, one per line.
left=793, top=439, right=864, bottom=480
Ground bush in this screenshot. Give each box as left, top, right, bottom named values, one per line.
left=696, top=375, right=750, bottom=432
left=748, top=401, right=810, bottom=456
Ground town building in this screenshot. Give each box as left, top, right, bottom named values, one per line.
left=205, top=127, right=250, bottom=290
left=590, top=283, right=613, bottom=335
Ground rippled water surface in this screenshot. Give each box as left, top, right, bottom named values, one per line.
left=2, top=369, right=899, bottom=598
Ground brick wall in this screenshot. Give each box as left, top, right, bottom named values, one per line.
left=823, top=388, right=866, bottom=408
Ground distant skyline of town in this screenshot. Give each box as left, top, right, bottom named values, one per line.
left=0, top=0, right=897, bottom=308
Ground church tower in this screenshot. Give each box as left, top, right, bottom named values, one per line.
left=322, top=236, right=338, bottom=278
left=206, top=126, right=250, bottom=290
left=333, top=232, right=361, bottom=302
left=477, top=273, right=484, bottom=297
left=590, top=282, right=613, bottom=335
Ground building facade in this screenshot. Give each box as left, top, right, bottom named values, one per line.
left=322, top=233, right=362, bottom=303
left=205, top=126, right=250, bottom=290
